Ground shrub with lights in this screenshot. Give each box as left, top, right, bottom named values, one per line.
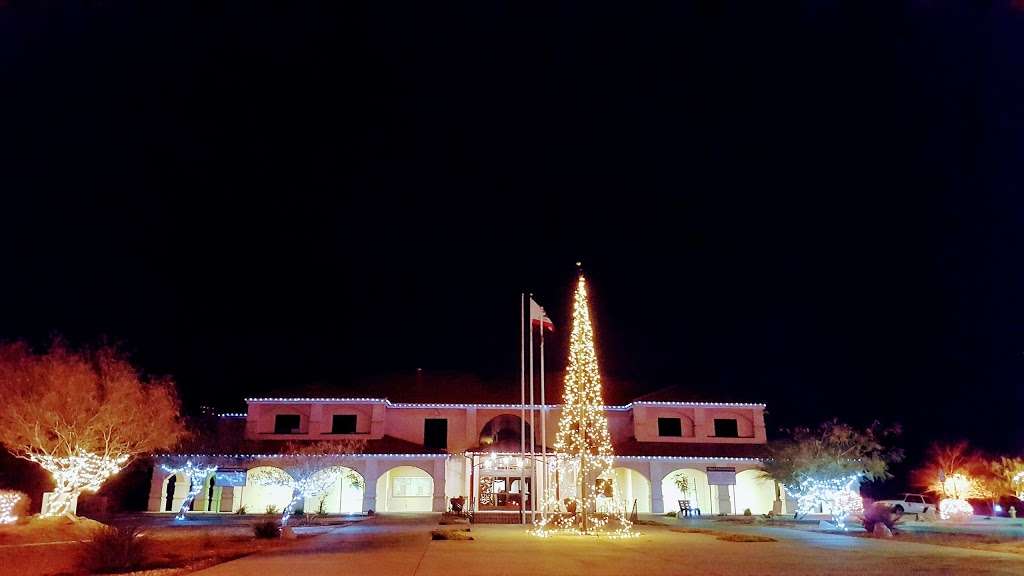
left=763, top=419, right=903, bottom=530
left=0, top=490, right=26, bottom=524
left=532, top=272, right=635, bottom=538
left=933, top=473, right=984, bottom=521
left=0, top=342, right=185, bottom=518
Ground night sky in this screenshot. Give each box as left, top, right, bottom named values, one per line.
left=2, top=1, right=1023, bottom=490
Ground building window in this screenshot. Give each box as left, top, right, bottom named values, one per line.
left=273, top=414, right=302, bottom=434
left=658, top=417, right=683, bottom=437
left=713, top=418, right=739, bottom=438
left=424, top=418, right=448, bottom=450
left=331, top=414, right=357, bottom=434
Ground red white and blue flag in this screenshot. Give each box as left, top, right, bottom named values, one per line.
left=530, top=297, right=554, bottom=332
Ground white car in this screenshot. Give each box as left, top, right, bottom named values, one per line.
left=875, top=493, right=933, bottom=515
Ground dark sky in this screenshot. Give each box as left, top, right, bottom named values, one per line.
left=2, top=1, right=1023, bottom=484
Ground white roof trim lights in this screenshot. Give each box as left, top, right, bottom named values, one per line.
left=242, top=398, right=767, bottom=409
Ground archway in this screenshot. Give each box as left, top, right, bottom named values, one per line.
left=734, top=469, right=775, bottom=515
left=240, top=467, right=294, bottom=514
left=162, top=473, right=185, bottom=512
left=478, top=414, right=532, bottom=451
left=198, top=473, right=223, bottom=512
left=661, top=468, right=712, bottom=515
left=307, top=466, right=365, bottom=514
left=375, top=466, right=434, bottom=512
left=612, top=467, right=651, bottom=514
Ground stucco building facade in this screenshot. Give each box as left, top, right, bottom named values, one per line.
left=150, top=394, right=781, bottom=517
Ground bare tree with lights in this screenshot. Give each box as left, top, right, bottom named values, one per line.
left=533, top=272, right=634, bottom=537
left=0, top=341, right=185, bottom=518
left=763, top=419, right=902, bottom=529
left=248, top=440, right=366, bottom=526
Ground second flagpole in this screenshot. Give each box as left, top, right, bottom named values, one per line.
left=519, top=293, right=526, bottom=525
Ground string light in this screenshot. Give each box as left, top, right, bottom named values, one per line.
left=160, top=460, right=218, bottom=520
left=0, top=491, right=22, bottom=524
left=532, top=274, right=636, bottom=538
left=784, top=474, right=863, bottom=530
left=31, top=450, right=129, bottom=517
left=242, top=398, right=765, bottom=410
left=939, top=498, right=974, bottom=521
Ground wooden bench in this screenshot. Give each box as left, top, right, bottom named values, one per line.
left=678, top=499, right=701, bottom=517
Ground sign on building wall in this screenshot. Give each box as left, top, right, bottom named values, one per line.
left=392, top=477, right=432, bottom=497
left=215, top=470, right=247, bottom=487
left=706, top=467, right=737, bottom=486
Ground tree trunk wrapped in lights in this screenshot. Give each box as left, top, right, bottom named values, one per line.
left=533, top=273, right=634, bottom=538
left=160, top=459, right=219, bottom=520
left=0, top=342, right=185, bottom=518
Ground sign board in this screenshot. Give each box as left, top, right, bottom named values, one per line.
left=215, top=469, right=247, bottom=487
left=706, top=466, right=736, bottom=486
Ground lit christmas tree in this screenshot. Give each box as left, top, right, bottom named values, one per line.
left=533, top=271, right=634, bottom=537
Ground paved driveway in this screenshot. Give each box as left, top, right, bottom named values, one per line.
left=192, top=514, right=1024, bottom=576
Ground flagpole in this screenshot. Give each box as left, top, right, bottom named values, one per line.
left=539, top=317, right=547, bottom=522
left=528, top=295, right=536, bottom=524
left=520, top=293, right=526, bottom=525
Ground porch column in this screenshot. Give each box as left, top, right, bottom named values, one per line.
left=362, top=460, right=379, bottom=513
left=432, top=458, right=446, bottom=512
left=147, top=468, right=165, bottom=512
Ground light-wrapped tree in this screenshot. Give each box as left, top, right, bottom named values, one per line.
left=248, top=440, right=365, bottom=526
left=534, top=272, right=634, bottom=537
left=763, top=419, right=902, bottom=529
left=914, top=442, right=990, bottom=520
left=0, top=342, right=185, bottom=518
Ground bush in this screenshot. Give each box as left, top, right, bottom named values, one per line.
left=0, top=490, right=29, bottom=523
left=253, top=520, right=281, bottom=539
left=265, top=504, right=279, bottom=515
left=235, top=505, right=247, bottom=514
left=743, top=508, right=752, bottom=516
left=79, top=525, right=148, bottom=573
left=862, top=503, right=901, bottom=534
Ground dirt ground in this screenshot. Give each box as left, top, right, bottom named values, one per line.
left=0, top=516, right=343, bottom=576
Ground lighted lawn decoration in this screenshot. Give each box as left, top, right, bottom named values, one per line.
left=762, top=419, right=902, bottom=530
left=0, top=490, right=23, bottom=524
left=248, top=441, right=365, bottom=526
left=533, top=272, right=635, bottom=538
left=159, top=459, right=218, bottom=520
left=0, top=342, right=184, bottom=518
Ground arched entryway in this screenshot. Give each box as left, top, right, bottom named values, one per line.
left=661, top=468, right=712, bottom=515
left=161, top=472, right=186, bottom=512
left=375, top=466, right=434, bottom=512
left=478, top=414, right=532, bottom=451
left=307, top=466, right=365, bottom=514
left=612, top=467, right=651, bottom=514
left=240, top=466, right=294, bottom=514
left=734, top=469, right=775, bottom=515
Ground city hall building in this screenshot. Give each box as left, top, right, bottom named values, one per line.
left=150, top=386, right=782, bottom=517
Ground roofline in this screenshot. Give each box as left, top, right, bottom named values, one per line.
left=156, top=452, right=763, bottom=462
left=242, top=398, right=767, bottom=409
